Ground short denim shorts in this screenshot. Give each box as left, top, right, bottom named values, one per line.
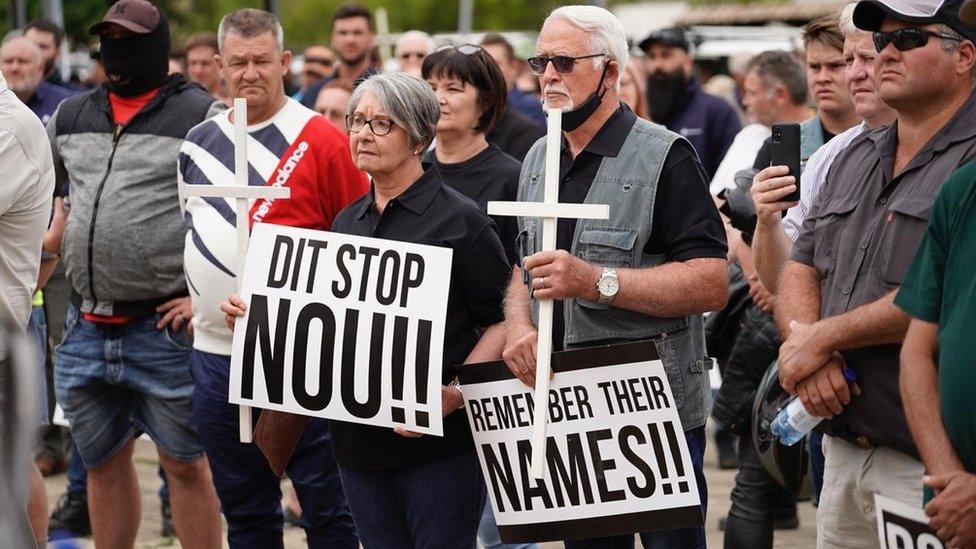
left=54, top=303, right=203, bottom=468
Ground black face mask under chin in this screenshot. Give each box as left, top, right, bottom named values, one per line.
left=561, top=62, right=611, bottom=132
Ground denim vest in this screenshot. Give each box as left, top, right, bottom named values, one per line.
left=800, top=115, right=827, bottom=169
left=516, top=118, right=712, bottom=430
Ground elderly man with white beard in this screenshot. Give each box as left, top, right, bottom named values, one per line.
left=501, top=6, right=729, bottom=548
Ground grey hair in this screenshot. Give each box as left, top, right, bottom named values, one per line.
left=936, top=24, right=976, bottom=84
left=396, top=30, right=435, bottom=55
left=543, top=5, right=629, bottom=90
left=217, top=9, right=284, bottom=54
left=0, top=35, right=43, bottom=63
left=347, top=73, right=439, bottom=151
left=839, top=4, right=858, bottom=37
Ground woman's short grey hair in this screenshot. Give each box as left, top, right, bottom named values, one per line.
left=347, top=73, right=439, bottom=151
left=839, top=4, right=859, bottom=37
left=218, top=9, right=284, bottom=53
left=543, top=5, right=629, bottom=89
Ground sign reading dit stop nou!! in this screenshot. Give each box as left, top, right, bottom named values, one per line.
left=229, top=223, right=453, bottom=435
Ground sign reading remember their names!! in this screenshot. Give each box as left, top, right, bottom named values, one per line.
left=875, top=495, right=945, bottom=549
left=459, top=341, right=703, bottom=543
left=230, top=223, right=452, bottom=436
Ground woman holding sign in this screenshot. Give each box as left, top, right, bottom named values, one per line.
left=422, top=44, right=522, bottom=265
left=223, top=72, right=511, bottom=548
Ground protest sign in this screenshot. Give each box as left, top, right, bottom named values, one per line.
left=875, top=494, right=944, bottom=549
left=229, top=223, right=452, bottom=435
left=459, top=341, right=702, bottom=543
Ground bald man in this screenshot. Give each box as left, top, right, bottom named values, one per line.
left=1, top=36, right=75, bottom=124
left=394, top=30, right=433, bottom=76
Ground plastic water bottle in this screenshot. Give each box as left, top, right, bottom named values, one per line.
left=771, top=367, right=857, bottom=446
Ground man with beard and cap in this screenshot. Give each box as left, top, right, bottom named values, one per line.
left=503, top=6, right=728, bottom=548
left=45, top=0, right=222, bottom=546
left=638, top=27, right=741, bottom=179
left=775, top=0, right=976, bottom=545
left=300, top=4, right=379, bottom=109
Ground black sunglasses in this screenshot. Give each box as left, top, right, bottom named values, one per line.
left=526, top=53, right=606, bottom=75
left=872, top=28, right=960, bottom=53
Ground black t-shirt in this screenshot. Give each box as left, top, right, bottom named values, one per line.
left=488, top=108, right=545, bottom=162
left=429, top=144, right=521, bottom=266
left=328, top=165, right=510, bottom=469
left=551, top=105, right=728, bottom=350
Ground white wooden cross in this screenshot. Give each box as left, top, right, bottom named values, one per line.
left=180, top=98, right=291, bottom=443
left=488, top=108, right=610, bottom=479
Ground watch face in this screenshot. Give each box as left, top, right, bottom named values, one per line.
left=598, top=275, right=619, bottom=296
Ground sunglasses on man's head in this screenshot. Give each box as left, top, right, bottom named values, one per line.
left=434, top=44, right=482, bottom=56
left=526, top=53, right=606, bottom=75
left=872, top=28, right=960, bottom=53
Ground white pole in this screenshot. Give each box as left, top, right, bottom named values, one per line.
left=530, top=108, right=562, bottom=479
left=233, top=98, right=253, bottom=444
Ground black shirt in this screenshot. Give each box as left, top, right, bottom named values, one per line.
left=551, top=105, right=728, bottom=350
left=328, top=164, right=510, bottom=469
left=488, top=108, right=545, bottom=162
left=430, top=144, right=521, bottom=265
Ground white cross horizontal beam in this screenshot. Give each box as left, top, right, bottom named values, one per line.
left=182, top=185, right=291, bottom=200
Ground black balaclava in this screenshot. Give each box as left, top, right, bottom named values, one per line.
left=99, top=12, right=170, bottom=96
left=561, top=61, right=611, bottom=132
left=645, top=68, right=688, bottom=126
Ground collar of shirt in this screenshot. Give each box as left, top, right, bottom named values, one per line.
left=0, top=72, right=6, bottom=93
left=869, top=89, right=976, bottom=180
left=561, top=103, right=638, bottom=159
left=354, top=162, right=441, bottom=220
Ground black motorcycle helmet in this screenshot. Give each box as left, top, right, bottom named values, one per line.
left=751, top=360, right=812, bottom=497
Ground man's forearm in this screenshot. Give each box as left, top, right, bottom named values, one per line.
left=817, top=291, right=909, bottom=352
left=36, top=257, right=59, bottom=292
left=611, top=257, right=728, bottom=318
left=504, top=267, right=534, bottom=327
left=774, top=260, right=822, bottom=335
left=901, top=319, right=965, bottom=475
left=752, top=219, right=793, bottom=295
left=464, top=322, right=507, bottom=364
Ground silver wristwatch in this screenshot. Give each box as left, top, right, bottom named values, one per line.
left=596, top=267, right=619, bottom=305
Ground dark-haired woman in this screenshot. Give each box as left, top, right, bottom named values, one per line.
left=422, top=45, right=522, bottom=265
left=422, top=46, right=536, bottom=549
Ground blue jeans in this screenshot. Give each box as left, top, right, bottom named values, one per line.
left=190, top=350, right=356, bottom=549
left=27, top=305, right=48, bottom=425
left=54, top=304, right=203, bottom=468
left=338, top=450, right=486, bottom=549
left=809, top=431, right=824, bottom=505
left=478, top=499, right=538, bottom=549
left=563, top=426, right=708, bottom=549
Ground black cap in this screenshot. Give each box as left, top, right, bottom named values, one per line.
left=638, top=27, right=691, bottom=53
left=853, top=0, right=976, bottom=44
left=89, top=0, right=161, bottom=35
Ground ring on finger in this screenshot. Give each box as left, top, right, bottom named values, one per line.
left=539, top=276, right=547, bottom=289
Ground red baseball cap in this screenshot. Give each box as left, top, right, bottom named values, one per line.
left=89, top=0, right=161, bottom=35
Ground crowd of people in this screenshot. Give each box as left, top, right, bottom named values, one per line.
left=1, top=0, right=975, bottom=547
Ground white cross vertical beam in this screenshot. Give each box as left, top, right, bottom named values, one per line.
left=488, top=108, right=609, bottom=479
left=180, top=98, right=290, bottom=443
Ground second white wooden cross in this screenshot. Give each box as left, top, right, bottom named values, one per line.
left=180, top=98, right=291, bottom=443
left=488, top=108, right=610, bottom=479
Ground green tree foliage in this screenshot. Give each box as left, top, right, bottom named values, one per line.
left=2, top=0, right=565, bottom=51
